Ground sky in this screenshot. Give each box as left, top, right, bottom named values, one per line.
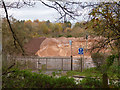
left=2, top=1, right=92, bottom=24
left=3, top=0, right=118, bottom=24
left=7, top=2, right=60, bottom=23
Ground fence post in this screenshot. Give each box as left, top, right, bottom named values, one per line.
left=71, top=56, right=73, bottom=71
left=62, top=58, right=63, bottom=70
left=37, top=59, right=38, bottom=70
left=46, top=58, right=47, bottom=70
left=81, top=57, right=82, bottom=72
left=26, top=58, right=28, bottom=69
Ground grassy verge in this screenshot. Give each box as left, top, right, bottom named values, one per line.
left=65, top=67, right=118, bottom=79
left=66, top=68, right=102, bottom=77
left=2, top=68, right=119, bottom=88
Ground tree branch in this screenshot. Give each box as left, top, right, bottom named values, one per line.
left=2, top=0, right=25, bottom=55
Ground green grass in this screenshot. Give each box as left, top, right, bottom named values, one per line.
left=65, top=67, right=118, bottom=79
left=66, top=68, right=102, bottom=78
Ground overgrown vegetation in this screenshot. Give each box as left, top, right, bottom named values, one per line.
left=91, top=52, right=108, bottom=67
left=2, top=67, right=119, bottom=88
left=79, top=77, right=102, bottom=88
left=2, top=69, right=77, bottom=88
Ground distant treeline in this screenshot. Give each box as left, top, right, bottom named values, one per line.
left=2, top=17, right=96, bottom=54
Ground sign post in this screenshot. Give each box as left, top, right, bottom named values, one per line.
left=78, top=48, right=84, bottom=72
left=69, top=40, right=73, bottom=70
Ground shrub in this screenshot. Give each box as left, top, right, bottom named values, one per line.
left=67, top=35, right=72, bottom=37
left=58, top=34, right=63, bottom=37
left=2, top=69, right=76, bottom=88
left=91, top=53, right=108, bottom=68
left=109, top=79, right=120, bottom=88
left=54, top=76, right=76, bottom=88
left=79, top=77, right=102, bottom=88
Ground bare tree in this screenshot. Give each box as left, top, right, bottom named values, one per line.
left=1, top=0, right=36, bottom=74
left=39, top=0, right=100, bottom=22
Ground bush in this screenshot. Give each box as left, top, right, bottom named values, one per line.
left=109, top=79, right=120, bottom=88
left=91, top=53, right=108, bottom=68
left=58, top=34, right=63, bottom=37
left=2, top=69, right=76, bottom=88
left=67, top=35, right=72, bottom=37
left=79, top=77, right=102, bottom=88
left=54, top=76, right=76, bottom=88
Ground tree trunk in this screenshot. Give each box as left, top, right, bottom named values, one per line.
left=118, top=39, right=120, bottom=86
left=118, top=49, right=120, bottom=86
left=102, top=73, right=108, bottom=88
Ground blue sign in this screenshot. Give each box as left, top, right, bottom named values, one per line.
left=69, top=40, right=72, bottom=45
left=78, top=48, right=84, bottom=54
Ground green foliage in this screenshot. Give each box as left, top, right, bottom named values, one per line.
left=58, top=34, right=63, bottom=37
left=106, top=55, right=115, bottom=67
left=67, top=35, right=72, bottom=37
left=52, top=72, right=56, bottom=76
left=2, top=17, right=31, bottom=55
left=54, top=76, right=76, bottom=88
left=91, top=53, right=108, bottom=68
left=88, top=2, right=120, bottom=49
left=91, top=54, right=117, bottom=75
left=79, top=77, right=102, bottom=88
left=2, top=69, right=76, bottom=88
left=109, top=79, right=120, bottom=88
left=107, top=58, right=119, bottom=79
left=66, top=68, right=102, bottom=78
left=2, top=67, right=119, bottom=88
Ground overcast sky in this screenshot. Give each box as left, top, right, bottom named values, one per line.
left=7, top=2, right=59, bottom=22
left=3, top=1, right=92, bottom=24
left=4, top=0, right=118, bottom=24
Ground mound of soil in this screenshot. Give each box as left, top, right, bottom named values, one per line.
left=35, top=36, right=110, bottom=57
left=24, top=37, right=46, bottom=56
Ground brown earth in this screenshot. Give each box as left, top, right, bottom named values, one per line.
left=35, top=36, right=111, bottom=57
left=24, top=37, right=46, bottom=56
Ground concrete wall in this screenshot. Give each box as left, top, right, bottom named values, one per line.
left=7, top=56, right=96, bottom=71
